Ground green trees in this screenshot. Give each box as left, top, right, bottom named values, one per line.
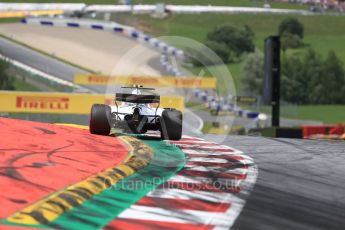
left=281, top=49, right=345, bottom=104
left=319, top=51, right=345, bottom=104
left=190, top=24, right=255, bottom=66
left=206, top=24, right=255, bottom=63
left=241, top=51, right=264, bottom=95
left=302, top=49, right=324, bottom=104
left=281, top=53, right=306, bottom=104
left=241, top=15, right=344, bottom=105
left=241, top=49, right=345, bottom=104
left=280, top=32, right=303, bottom=51
left=204, top=40, right=230, bottom=64
left=279, top=17, right=304, bottom=51
left=0, top=58, right=15, bottom=90
left=278, top=17, right=304, bottom=39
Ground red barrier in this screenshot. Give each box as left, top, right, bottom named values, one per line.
left=0, top=118, right=128, bottom=219
left=302, top=125, right=344, bottom=138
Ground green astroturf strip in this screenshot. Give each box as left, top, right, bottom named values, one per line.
left=48, top=139, right=185, bottom=230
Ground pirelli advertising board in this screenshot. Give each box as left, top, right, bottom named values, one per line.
left=0, top=91, right=184, bottom=114
left=74, top=74, right=217, bottom=89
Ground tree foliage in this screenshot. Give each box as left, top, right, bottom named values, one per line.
left=319, top=51, right=345, bottom=104
left=302, top=49, right=324, bottom=104
left=278, top=17, right=304, bottom=39
left=205, top=40, right=230, bottom=64
left=282, top=49, right=345, bottom=104
left=186, top=44, right=225, bottom=67
left=241, top=51, right=264, bottom=95
left=242, top=49, right=345, bottom=104
left=0, top=58, right=15, bottom=90
left=281, top=52, right=309, bottom=104
left=207, top=24, right=255, bottom=62
left=280, top=32, right=303, bottom=51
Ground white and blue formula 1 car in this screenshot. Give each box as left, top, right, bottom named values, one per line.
left=89, top=85, right=183, bottom=140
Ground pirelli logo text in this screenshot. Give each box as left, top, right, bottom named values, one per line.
left=88, top=76, right=109, bottom=83
left=129, top=77, right=159, bottom=85
left=175, top=78, right=202, bottom=87
left=87, top=76, right=160, bottom=85
left=16, top=96, right=70, bottom=110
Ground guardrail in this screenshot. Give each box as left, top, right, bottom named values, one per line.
left=0, top=3, right=85, bottom=11
left=1, top=3, right=311, bottom=15
left=85, top=4, right=312, bottom=15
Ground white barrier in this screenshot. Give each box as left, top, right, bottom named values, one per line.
left=85, top=4, right=312, bottom=15
left=0, top=3, right=85, bottom=12
left=85, top=4, right=155, bottom=13
left=166, top=5, right=312, bottom=15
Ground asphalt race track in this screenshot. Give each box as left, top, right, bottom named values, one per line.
left=205, top=134, right=345, bottom=230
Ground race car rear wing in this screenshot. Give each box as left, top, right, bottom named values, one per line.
left=115, top=93, right=160, bottom=104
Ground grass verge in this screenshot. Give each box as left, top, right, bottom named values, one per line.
left=248, top=105, right=345, bottom=124
left=13, top=78, right=40, bottom=91
left=0, top=18, right=21, bottom=24
left=202, top=121, right=244, bottom=134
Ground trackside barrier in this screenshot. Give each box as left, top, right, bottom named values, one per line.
left=0, top=91, right=184, bottom=114
left=0, top=3, right=85, bottom=11
left=302, top=125, right=344, bottom=138
left=85, top=4, right=312, bottom=15
left=261, top=127, right=303, bottom=139
left=74, top=74, right=217, bottom=89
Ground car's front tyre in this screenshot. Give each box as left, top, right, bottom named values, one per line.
left=89, top=104, right=111, bottom=136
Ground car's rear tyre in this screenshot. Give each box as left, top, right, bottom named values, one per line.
left=89, top=104, right=111, bottom=135
left=160, top=108, right=182, bottom=140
